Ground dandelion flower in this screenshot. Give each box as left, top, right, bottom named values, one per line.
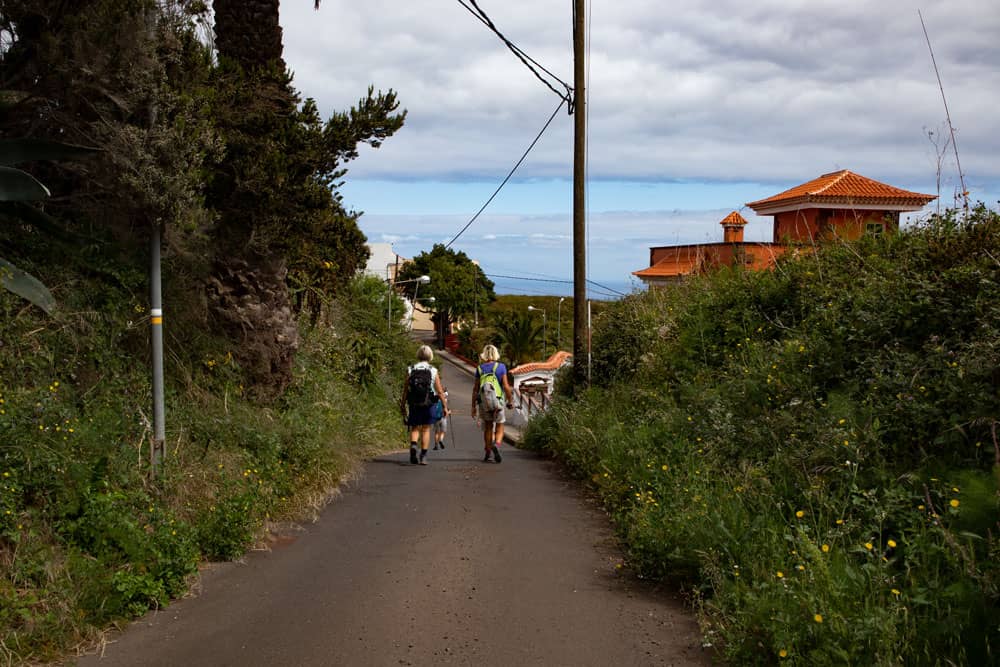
left=950, top=499, right=960, bottom=508
left=917, top=505, right=925, bottom=511
left=779, top=649, right=788, bottom=658
left=887, top=539, right=897, bottom=548
left=864, top=542, right=873, bottom=551
left=661, top=464, right=669, bottom=471
left=795, top=510, right=804, bottom=518
left=776, top=571, right=784, bottom=578
left=814, top=614, right=823, bottom=623
left=836, top=519, right=844, bottom=525
left=821, top=544, right=830, bottom=553
left=891, top=589, right=901, bottom=596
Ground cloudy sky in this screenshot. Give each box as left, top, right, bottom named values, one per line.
left=279, top=0, right=1000, bottom=296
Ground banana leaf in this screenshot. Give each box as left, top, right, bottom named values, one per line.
left=0, top=138, right=101, bottom=166
left=0, top=258, right=55, bottom=314
left=0, top=166, right=50, bottom=200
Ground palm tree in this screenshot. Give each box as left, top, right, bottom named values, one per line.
left=493, top=311, right=544, bottom=367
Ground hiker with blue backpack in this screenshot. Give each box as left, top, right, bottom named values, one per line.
left=401, top=345, right=450, bottom=465
left=471, top=344, right=514, bottom=463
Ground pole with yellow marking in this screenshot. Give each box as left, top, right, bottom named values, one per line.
left=150, top=224, right=166, bottom=474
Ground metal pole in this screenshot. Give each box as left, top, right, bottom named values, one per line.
left=543, top=310, right=547, bottom=359
left=150, top=224, right=166, bottom=475
left=408, top=281, right=421, bottom=331
left=557, top=297, right=565, bottom=350
left=386, top=264, right=393, bottom=332
left=572, top=0, right=587, bottom=387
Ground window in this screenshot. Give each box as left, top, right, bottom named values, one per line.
left=866, top=222, right=884, bottom=237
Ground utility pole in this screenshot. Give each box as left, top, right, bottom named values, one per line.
left=572, top=0, right=587, bottom=387
left=150, top=224, right=165, bottom=475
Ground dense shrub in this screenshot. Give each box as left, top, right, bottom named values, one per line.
left=525, top=205, right=1000, bottom=665
left=0, top=270, right=411, bottom=663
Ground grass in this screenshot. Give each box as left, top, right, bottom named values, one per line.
left=0, top=273, right=412, bottom=664
left=523, top=205, right=1000, bottom=665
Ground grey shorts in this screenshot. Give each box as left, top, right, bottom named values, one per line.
left=481, top=406, right=505, bottom=425
left=434, top=415, right=448, bottom=434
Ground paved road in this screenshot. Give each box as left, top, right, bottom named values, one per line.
left=77, top=362, right=709, bottom=666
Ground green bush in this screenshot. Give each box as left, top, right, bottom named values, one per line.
left=524, top=205, right=1000, bottom=665
left=0, top=269, right=412, bottom=663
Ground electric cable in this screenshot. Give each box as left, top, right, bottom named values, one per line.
left=485, top=272, right=626, bottom=297
left=457, top=0, right=573, bottom=103
left=444, top=97, right=566, bottom=249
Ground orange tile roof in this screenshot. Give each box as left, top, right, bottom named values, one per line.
left=632, top=255, right=699, bottom=278
left=510, top=350, right=573, bottom=375
left=746, top=170, right=935, bottom=212
left=720, top=211, right=748, bottom=226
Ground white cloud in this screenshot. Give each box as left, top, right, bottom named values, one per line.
left=282, top=1, right=997, bottom=294
left=282, top=0, right=1000, bottom=188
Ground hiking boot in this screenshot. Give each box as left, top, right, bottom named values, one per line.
left=433, top=444, right=440, bottom=450
left=492, top=445, right=502, bottom=464
left=410, top=446, right=419, bottom=465
left=483, top=450, right=492, bottom=463
left=439, top=440, right=445, bottom=450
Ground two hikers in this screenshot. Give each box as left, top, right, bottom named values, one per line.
left=471, top=344, right=514, bottom=463
left=402, top=342, right=514, bottom=465
left=401, top=345, right=450, bottom=465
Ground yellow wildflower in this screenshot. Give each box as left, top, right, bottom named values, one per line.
left=864, top=542, right=873, bottom=550
left=821, top=544, right=830, bottom=553
left=779, top=649, right=788, bottom=658
left=950, top=499, right=960, bottom=508
left=795, top=510, right=804, bottom=518
left=814, top=614, right=823, bottom=623
left=776, top=571, right=784, bottom=578
left=891, top=589, right=901, bottom=596
left=887, top=539, right=897, bottom=548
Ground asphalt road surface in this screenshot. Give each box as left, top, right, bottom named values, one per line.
left=77, top=364, right=710, bottom=666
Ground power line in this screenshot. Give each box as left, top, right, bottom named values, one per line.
left=457, top=0, right=573, bottom=103
left=485, top=272, right=626, bottom=297
left=444, top=97, right=566, bottom=249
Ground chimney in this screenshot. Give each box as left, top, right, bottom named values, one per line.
left=720, top=211, right=748, bottom=243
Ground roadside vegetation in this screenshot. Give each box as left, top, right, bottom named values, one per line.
left=0, top=2, right=414, bottom=662
left=524, top=205, right=999, bottom=665
left=0, top=271, right=412, bottom=662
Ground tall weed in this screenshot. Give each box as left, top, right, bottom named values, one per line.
left=525, top=205, right=1000, bottom=664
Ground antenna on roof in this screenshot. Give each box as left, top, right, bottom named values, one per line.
left=919, top=9, right=968, bottom=215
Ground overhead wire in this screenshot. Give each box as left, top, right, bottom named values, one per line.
left=484, top=272, right=626, bottom=297
left=443, top=97, right=567, bottom=249
left=457, top=0, right=573, bottom=104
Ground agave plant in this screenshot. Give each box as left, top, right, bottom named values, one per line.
left=0, top=138, right=98, bottom=314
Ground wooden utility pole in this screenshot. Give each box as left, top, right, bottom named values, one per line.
left=572, top=0, right=587, bottom=387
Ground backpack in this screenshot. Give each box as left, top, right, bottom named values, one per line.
left=407, top=366, right=435, bottom=408
left=477, top=363, right=503, bottom=415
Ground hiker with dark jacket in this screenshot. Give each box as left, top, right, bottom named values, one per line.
left=401, top=345, right=449, bottom=465
left=471, top=344, right=514, bottom=463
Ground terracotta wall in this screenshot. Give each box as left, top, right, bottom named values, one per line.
left=774, top=208, right=899, bottom=243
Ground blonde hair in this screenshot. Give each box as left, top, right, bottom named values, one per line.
left=416, top=344, right=434, bottom=362
left=479, top=344, right=500, bottom=362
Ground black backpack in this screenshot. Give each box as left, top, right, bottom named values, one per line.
left=407, top=366, right=435, bottom=408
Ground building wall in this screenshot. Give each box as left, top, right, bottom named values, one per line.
left=773, top=208, right=901, bottom=243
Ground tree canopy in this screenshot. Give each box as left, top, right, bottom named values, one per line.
left=396, top=244, right=495, bottom=332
